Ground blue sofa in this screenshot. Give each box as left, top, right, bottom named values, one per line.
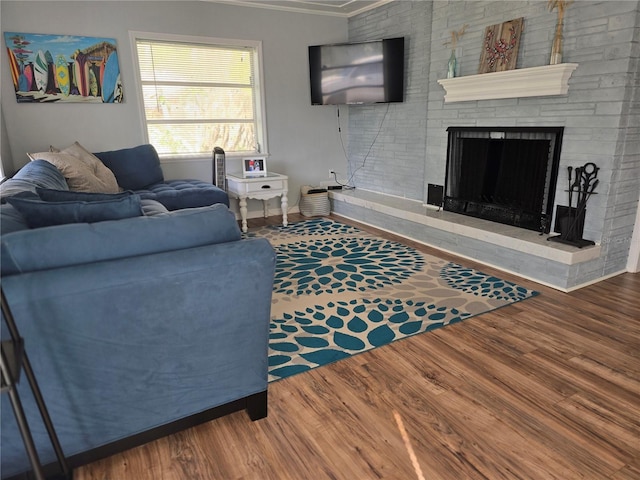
left=93, top=144, right=229, bottom=210
left=0, top=152, right=276, bottom=478
left=1, top=143, right=229, bottom=214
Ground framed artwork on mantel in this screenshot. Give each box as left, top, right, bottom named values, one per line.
left=478, top=17, right=524, bottom=74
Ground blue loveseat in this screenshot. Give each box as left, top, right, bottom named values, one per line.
left=0, top=149, right=276, bottom=479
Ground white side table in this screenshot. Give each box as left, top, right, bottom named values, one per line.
left=226, top=172, right=288, bottom=233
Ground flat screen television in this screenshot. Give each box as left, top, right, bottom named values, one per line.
left=309, top=37, right=405, bottom=105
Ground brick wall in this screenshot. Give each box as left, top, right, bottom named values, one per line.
left=347, top=0, right=640, bottom=287
left=346, top=1, right=431, bottom=199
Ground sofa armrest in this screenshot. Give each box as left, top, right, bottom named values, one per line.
left=0, top=160, right=69, bottom=203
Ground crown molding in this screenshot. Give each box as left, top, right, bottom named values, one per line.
left=202, top=0, right=393, bottom=18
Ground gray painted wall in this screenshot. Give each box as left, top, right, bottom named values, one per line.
left=0, top=105, right=11, bottom=177
left=347, top=0, right=640, bottom=287
left=1, top=1, right=348, bottom=215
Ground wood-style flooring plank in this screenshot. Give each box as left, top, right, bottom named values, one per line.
left=74, top=214, right=640, bottom=480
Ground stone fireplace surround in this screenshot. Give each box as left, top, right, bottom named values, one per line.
left=336, top=60, right=613, bottom=291
left=330, top=70, right=601, bottom=291
left=328, top=188, right=601, bottom=292
left=343, top=1, right=638, bottom=292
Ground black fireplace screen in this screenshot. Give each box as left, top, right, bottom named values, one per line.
left=444, top=127, right=564, bottom=233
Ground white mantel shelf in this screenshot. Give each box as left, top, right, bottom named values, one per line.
left=437, top=63, right=579, bottom=103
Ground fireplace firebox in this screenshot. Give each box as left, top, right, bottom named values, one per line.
left=444, top=126, right=564, bottom=233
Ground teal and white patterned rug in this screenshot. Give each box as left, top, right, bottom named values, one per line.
left=248, top=218, right=539, bottom=382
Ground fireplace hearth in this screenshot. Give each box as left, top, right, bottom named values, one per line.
left=444, top=126, right=564, bottom=233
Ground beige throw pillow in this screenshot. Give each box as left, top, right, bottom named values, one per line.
left=29, top=142, right=120, bottom=193
left=60, top=142, right=120, bottom=193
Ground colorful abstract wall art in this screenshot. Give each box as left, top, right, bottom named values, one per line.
left=4, top=32, right=123, bottom=103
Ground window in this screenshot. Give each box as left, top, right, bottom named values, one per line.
left=131, top=32, right=267, bottom=159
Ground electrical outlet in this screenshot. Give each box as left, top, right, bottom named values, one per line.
left=329, top=169, right=335, bottom=178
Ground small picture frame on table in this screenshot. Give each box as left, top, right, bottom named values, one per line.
left=242, top=156, right=267, bottom=177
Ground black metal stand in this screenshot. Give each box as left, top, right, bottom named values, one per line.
left=1, top=288, right=72, bottom=480
left=548, top=162, right=598, bottom=248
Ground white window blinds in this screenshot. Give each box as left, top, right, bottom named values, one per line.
left=135, top=37, right=262, bottom=157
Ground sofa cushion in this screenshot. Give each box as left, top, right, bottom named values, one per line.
left=0, top=204, right=30, bottom=235
left=27, top=150, right=119, bottom=194
left=36, top=188, right=133, bottom=203
left=0, top=160, right=69, bottom=203
left=35, top=189, right=172, bottom=215
left=94, top=144, right=165, bottom=190
left=136, top=179, right=230, bottom=210
left=1, top=203, right=240, bottom=275
left=6, top=195, right=143, bottom=228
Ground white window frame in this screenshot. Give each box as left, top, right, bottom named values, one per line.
left=129, top=31, right=268, bottom=162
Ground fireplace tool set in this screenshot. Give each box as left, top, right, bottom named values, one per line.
left=549, top=161, right=598, bottom=248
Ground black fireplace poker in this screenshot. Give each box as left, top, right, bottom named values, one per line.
left=549, top=161, right=598, bottom=248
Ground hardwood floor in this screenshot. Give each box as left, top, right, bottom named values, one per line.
left=76, top=214, right=640, bottom=480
